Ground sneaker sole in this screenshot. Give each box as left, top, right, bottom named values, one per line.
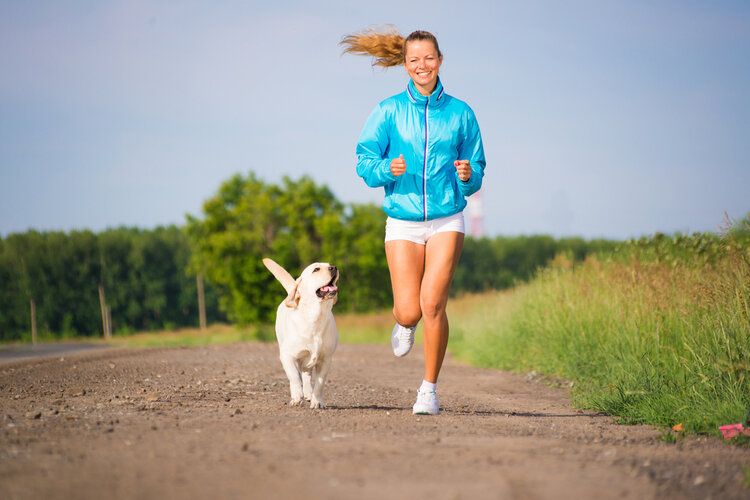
left=412, top=407, right=440, bottom=415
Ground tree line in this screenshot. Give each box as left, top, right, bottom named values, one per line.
left=1, top=173, right=618, bottom=341
left=0, top=226, right=224, bottom=341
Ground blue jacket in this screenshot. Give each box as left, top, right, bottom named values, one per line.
left=356, top=77, right=486, bottom=221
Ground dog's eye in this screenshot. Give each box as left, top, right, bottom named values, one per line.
left=313, top=267, right=320, bottom=272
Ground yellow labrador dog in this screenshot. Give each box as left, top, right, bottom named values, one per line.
left=262, top=258, right=339, bottom=409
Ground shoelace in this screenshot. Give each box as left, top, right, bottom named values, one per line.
left=397, top=326, right=414, bottom=342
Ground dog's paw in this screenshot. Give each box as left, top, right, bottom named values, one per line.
left=309, top=398, right=325, bottom=409
left=288, top=398, right=303, bottom=407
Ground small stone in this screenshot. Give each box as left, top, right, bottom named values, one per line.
left=242, top=443, right=249, bottom=452
left=693, top=475, right=705, bottom=486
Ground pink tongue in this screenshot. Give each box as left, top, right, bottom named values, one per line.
left=321, top=285, right=337, bottom=292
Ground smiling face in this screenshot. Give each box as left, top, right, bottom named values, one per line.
left=404, top=39, right=442, bottom=96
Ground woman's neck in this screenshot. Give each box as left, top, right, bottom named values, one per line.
left=414, top=80, right=437, bottom=96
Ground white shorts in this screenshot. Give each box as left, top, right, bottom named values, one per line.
left=384, top=212, right=465, bottom=245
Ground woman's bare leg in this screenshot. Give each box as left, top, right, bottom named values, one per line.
left=385, top=240, right=425, bottom=327
left=420, top=232, right=464, bottom=383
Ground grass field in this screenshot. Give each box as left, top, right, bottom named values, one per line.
left=450, top=234, right=750, bottom=436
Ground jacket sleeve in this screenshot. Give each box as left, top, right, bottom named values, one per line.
left=456, top=107, right=486, bottom=197
left=356, top=104, right=397, bottom=188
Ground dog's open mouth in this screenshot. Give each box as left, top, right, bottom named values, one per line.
left=316, top=275, right=338, bottom=299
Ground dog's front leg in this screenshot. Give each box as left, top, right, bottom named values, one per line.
left=310, top=357, right=332, bottom=409
left=280, top=355, right=303, bottom=406
left=302, top=371, right=313, bottom=401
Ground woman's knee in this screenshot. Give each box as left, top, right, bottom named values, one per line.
left=420, top=296, right=447, bottom=320
left=393, top=306, right=421, bottom=327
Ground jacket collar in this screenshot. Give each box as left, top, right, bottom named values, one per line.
left=406, top=77, right=446, bottom=108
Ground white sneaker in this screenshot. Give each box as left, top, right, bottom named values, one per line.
left=412, top=389, right=440, bottom=415
left=391, top=323, right=416, bottom=357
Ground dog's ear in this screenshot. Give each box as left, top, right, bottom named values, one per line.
left=284, top=277, right=302, bottom=308
left=263, top=258, right=296, bottom=295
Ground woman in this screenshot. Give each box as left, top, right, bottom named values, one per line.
left=342, top=28, right=486, bottom=415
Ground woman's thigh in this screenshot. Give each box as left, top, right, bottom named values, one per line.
left=385, top=240, right=425, bottom=320
left=421, top=232, right=464, bottom=314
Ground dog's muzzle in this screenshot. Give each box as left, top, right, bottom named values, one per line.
left=316, top=267, right=338, bottom=299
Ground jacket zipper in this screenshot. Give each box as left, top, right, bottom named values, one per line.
left=423, top=97, right=429, bottom=221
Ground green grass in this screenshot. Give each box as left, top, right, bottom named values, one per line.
left=450, top=235, right=750, bottom=436
left=107, top=323, right=274, bottom=348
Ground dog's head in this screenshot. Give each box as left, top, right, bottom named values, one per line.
left=286, top=262, right=339, bottom=307
left=263, top=258, right=339, bottom=308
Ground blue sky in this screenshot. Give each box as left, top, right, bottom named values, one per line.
left=1, top=1, right=748, bottom=239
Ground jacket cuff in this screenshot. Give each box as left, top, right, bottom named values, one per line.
left=380, top=160, right=397, bottom=183
left=457, top=174, right=478, bottom=196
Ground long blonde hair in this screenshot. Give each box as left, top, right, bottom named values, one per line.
left=340, top=27, right=442, bottom=67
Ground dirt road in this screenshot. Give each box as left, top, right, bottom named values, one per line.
left=1, top=342, right=748, bottom=499
left=0, top=343, right=108, bottom=365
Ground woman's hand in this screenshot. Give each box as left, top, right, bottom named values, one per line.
left=454, top=160, right=471, bottom=181
left=390, top=154, right=406, bottom=176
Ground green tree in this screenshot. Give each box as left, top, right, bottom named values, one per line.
left=186, top=173, right=394, bottom=323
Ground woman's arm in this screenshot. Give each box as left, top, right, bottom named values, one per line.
left=356, top=104, right=398, bottom=187
left=456, top=107, right=486, bottom=197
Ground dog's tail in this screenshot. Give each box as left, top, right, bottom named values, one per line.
left=262, top=258, right=296, bottom=294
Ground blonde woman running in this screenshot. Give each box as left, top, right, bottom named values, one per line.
left=342, top=28, right=486, bottom=415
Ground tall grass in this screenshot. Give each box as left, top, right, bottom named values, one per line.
left=450, top=234, right=750, bottom=434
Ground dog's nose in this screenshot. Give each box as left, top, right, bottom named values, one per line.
left=329, top=266, right=337, bottom=273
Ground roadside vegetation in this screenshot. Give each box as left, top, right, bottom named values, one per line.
left=450, top=230, right=750, bottom=435
left=108, top=323, right=274, bottom=348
